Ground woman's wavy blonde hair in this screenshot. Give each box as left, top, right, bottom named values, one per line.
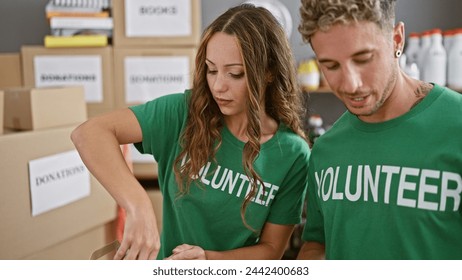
left=299, top=0, right=397, bottom=43
left=173, top=4, right=306, bottom=228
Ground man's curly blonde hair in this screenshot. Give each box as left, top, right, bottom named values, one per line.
left=299, top=0, right=397, bottom=43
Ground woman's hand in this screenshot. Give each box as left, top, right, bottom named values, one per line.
left=114, top=201, right=160, bottom=260
left=165, top=244, right=206, bottom=260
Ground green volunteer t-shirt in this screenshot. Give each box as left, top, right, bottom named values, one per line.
left=302, top=84, right=462, bottom=259
left=130, top=90, right=310, bottom=259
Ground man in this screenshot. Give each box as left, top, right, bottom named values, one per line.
left=297, top=0, right=462, bottom=259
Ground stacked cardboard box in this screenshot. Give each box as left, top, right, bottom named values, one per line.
left=113, top=47, right=196, bottom=108
left=0, top=90, right=3, bottom=135
left=21, top=46, right=114, bottom=118
left=0, top=86, right=117, bottom=259
left=111, top=0, right=201, bottom=179
left=112, top=0, right=201, bottom=47
left=3, top=86, right=87, bottom=130
left=0, top=53, right=23, bottom=88
left=147, top=189, right=163, bottom=233
left=0, top=126, right=118, bottom=259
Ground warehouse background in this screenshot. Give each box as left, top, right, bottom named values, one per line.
left=1, top=0, right=462, bottom=62
left=0, top=0, right=461, bottom=261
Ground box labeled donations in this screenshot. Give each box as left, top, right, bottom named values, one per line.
left=113, top=47, right=195, bottom=108
left=21, top=46, right=114, bottom=118
left=0, top=126, right=117, bottom=259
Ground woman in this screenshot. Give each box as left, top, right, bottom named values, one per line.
left=72, top=4, right=310, bottom=260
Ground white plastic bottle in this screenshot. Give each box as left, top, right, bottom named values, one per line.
left=401, top=54, right=420, bottom=80
left=416, top=30, right=431, bottom=78
left=443, top=29, right=455, bottom=55
left=404, top=32, right=420, bottom=65
left=447, top=28, right=462, bottom=90
left=421, top=28, right=447, bottom=86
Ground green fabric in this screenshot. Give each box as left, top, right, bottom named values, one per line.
left=302, top=84, right=462, bottom=259
left=130, top=90, right=310, bottom=259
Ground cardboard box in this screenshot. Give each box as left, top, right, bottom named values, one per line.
left=113, top=47, right=196, bottom=108
left=0, top=126, right=117, bottom=259
left=133, top=162, right=159, bottom=179
left=128, top=143, right=158, bottom=179
left=0, top=53, right=23, bottom=88
left=3, top=86, right=87, bottom=131
left=21, top=46, right=115, bottom=118
left=147, top=189, right=163, bottom=233
left=24, top=223, right=116, bottom=260
left=112, top=0, right=201, bottom=47
left=0, top=90, right=3, bottom=135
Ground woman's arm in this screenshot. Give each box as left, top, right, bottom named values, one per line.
left=71, top=108, right=160, bottom=260
left=296, top=241, right=325, bottom=260
left=165, top=222, right=295, bottom=260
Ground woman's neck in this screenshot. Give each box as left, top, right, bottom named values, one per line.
left=224, top=113, right=278, bottom=144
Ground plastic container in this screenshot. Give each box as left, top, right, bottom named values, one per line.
left=297, top=58, right=320, bottom=91
left=401, top=54, right=420, bottom=80
left=443, top=29, right=455, bottom=55
left=404, top=32, right=420, bottom=65
left=416, top=30, right=431, bottom=75
left=447, top=28, right=462, bottom=90
left=421, top=28, right=447, bottom=86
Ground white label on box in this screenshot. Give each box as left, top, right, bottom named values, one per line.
left=34, top=55, right=104, bottom=103
left=28, top=150, right=91, bottom=216
left=125, top=0, right=192, bottom=37
left=130, top=144, right=157, bottom=163
left=124, top=56, right=190, bottom=103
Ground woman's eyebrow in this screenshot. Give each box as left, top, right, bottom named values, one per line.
left=206, top=58, right=243, bottom=67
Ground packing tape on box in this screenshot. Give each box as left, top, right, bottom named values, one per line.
left=90, top=240, right=120, bottom=260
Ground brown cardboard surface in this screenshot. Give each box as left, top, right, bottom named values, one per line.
left=23, top=223, right=116, bottom=260
left=3, top=86, right=87, bottom=130
left=21, top=46, right=115, bottom=118
left=112, top=0, right=201, bottom=47
left=89, top=239, right=120, bottom=260
left=0, top=126, right=117, bottom=259
left=147, top=189, right=163, bottom=233
left=0, top=90, right=3, bottom=135
left=133, top=162, right=158, bottom=179
left=0, top=53, right=23, bottom=88
left=113, top=47, right=196, bottom=109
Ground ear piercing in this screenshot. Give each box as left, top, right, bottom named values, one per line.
left=395, top=49, right=402, bottom=58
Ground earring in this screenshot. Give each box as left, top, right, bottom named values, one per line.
left=395, top=49, right=402, bottom=58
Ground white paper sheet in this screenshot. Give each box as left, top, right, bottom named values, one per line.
left=28, top=150, right=91, bottom=216
left=124, top=55, right=190, bottom=103
left=34, top=55, right=104, bottom=103
left=125, top=0, right=192, bottom=37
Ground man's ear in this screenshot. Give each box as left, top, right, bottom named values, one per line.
left=393, top=21, right=405, bottom=52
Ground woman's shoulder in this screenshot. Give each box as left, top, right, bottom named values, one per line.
left=276, top=124, right=311, bottom=150
left=131, top=89, right=190, bottom=112
left=149, top=89, right=191, bottom=105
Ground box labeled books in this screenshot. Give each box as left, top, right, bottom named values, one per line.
left=112, top=0, right=201, bottom=47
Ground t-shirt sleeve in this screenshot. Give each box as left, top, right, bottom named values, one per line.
left=301, top=157, right=325, bottom=243
left=267, top=141, right=310, bottom=225
left=128, top=91, right=189, bottom=163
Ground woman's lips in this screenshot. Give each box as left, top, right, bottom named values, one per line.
left=215, top=97, right=232, bottom=106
